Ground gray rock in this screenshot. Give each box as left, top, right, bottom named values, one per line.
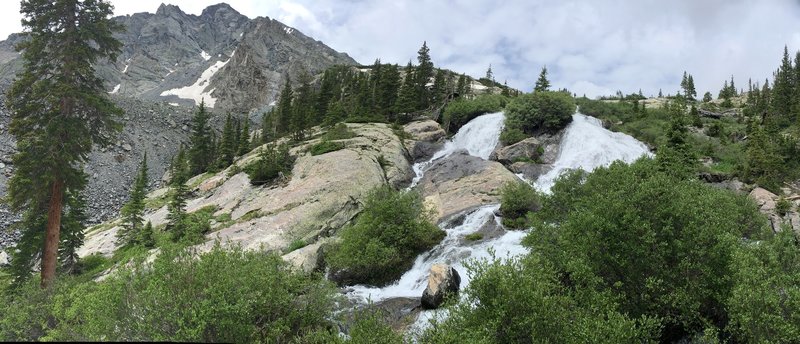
left=510, top=162, right=552, bottom=181
left=421, top=264, right=461, bottom=309
left=490, top=137, right=542, bottom=165
left=121, top=143, right=132, bottom=152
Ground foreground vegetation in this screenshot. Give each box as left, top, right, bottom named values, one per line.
left=326, top=186, right=445, bottom=286
left=424, top=158, right=799, bottom=342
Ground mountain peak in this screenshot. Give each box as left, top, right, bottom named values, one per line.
left=201, top=3, right=242, bottom=18
left=155, top=3, right=186, bottom=17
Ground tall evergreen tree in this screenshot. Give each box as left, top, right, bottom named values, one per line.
left=188, top=100, right=213, bottom=175
left=770, top=46, right=794, bottom=127
left=456, top=73, right=468, bottom=96
left=6, top=0, right=123, bottom=288
left=431, top=69, right=447, bottom=105
left=534, top=66, right=551, bottom=92
left=261, top=108, right=275, bottom=144
left=217, top=114, right=236, bottom=168
left=291, top=71, right=314, bottom=141
left=657, top=99, right=697, bottom=179
left=415, top=41, right=434, bottom=108
left=276, top=78, right=293, bottom=135
left=238, top=118, right=251, bottom=156
left=377, top=63, right=401, bottom=119
left=118, top=153, right=148, bottom=247
left=167, top=146, right=189, bottom=241
left=396, top=62, right=418, bottom=120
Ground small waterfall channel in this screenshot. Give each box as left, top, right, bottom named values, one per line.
left=345, top=110, right=651, bottom=332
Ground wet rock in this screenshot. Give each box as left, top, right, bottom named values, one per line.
left=421, top=264, right=461, bottom=309
left=490, top=137, right=542, bottom=165
left=419, top=150, right=519, bottom=223
left=510, top=162, right=552, bottom=181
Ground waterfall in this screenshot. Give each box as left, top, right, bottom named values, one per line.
left=410, top=112, right=505, bottom=187
left=344, top=110, right=651, bottom=336
left=534, top=113, right=652, bottom=192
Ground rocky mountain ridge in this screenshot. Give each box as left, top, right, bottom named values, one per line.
left=0, top=3, right=357, bottom=114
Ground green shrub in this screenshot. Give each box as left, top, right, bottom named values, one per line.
left=443, top=94, right=509, bottom=132
left=245, top=143, right=294, bottom=185
left=499, top=181, right=541, bottom=229
left=326, top=186, right=445, bottom=286
left=526, top=158, right=770, bottom=342
left=420, top=255, right=657, bottom=343
left=44, top=245, right=338, bottom=342
left=504, top=91, right=575, bottom=136
left=325, top=123, right=356, bottom=140
left=465, top=233, right=483, bottom=241
left=776, top=196, right=792, bottom=216
left=499, top=127, right=527, bottom=145
left=286, top=239, right=307, bottom=253
left=309, top=140, right=345, bottom=156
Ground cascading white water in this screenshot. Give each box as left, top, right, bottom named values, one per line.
left=534, top=113, right=652, bottom=192
left=409, top=112, right=505, bottom=187
left=346, top=205, right=528, bottom=303
left=344, top=110, right=651, bottom=337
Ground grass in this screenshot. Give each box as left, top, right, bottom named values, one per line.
left=285, top=239, right=308, bottom=253
left=465, top=233, right=483, bottom=241
left=309, top=140, right=345, bottom=156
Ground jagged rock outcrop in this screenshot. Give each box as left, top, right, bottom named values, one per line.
left=0, top=3, right=357, bottom=113
left=420, top=264, right=461, bottom=309
left=749, top=187, right=800, bottom=232
left=490, top=137, right=542, bottom=165
left=403, top=120, right=446, bottom=161
left=77, top=123, right=414, bottom=271
left=418, top=150, right=520, bottom=223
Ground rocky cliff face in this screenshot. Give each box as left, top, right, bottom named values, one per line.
left=0, top=3, right=357, bottom=113
left=0, top=3, right=358, bottom=242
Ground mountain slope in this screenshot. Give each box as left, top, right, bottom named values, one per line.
left=0, top=3, right=358, bottom=113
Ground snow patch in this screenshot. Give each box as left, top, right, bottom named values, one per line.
left=471, top=83, right=488, bottom=90
left=108, top=84, right=120, bottom=94
left=122, top=64, right=129, bottom=74
left=169, top=103, right=180, bottom=107
left=201, top=50, right=211, bottom=61
left=268, top=101, right=277, bottom=106
left=160, top=53, right=233, bottom=108
left=283, top=27, right=293, bottom=34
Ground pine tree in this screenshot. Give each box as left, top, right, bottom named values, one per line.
left=658, top=89, right=663, bottom=98
left=657, top=100, right=697, bottom=179
left=6, top=0, right=123, bottom=288
left=139, top=221, right=155, bottom=248
left=59, top=191, right=87, bottom=275
left=534, top=66, right=551, bottom=92
left=687, top=75, right=697, bottom=100
left=118, top=153, right=148, bottom=247
left=217, top=114, right=236, bottom=168
left=188, top=100, right=213, bottom=175
left=167, top=147, right=189, bottom=241
left=377, top=63, right=401, bottom=119
left=238, top=118, right=251, bottom=156
left=703, top=92, right=713, bottom=103
left=415, top=41, right=434, bottom=108
left=456, top=74, right=468, bottom=96
left=501, top=80, right=511, bottom=97
left=431, top=69, right=447, bottom=105
left=770, top=46, right=794, bottom=127
left=261, top=108, right=275, bottom=144
left=396, top=62, right=418, bottom=120
left=276, top=78, right=293, bottom=135
left=291, top=71, right=313, bottom=141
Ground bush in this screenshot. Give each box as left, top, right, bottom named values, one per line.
left=245, top=143, right=294, bottom=185
left=443, top=94, right=508, bottom=132
left=464, top=233, right=483, bottom=241
left=325, top=123, right=356, bottom=140
left=776, top=196, right=792, bottom=216
left=420, top=255, right=657, bottom=343
left=504, top=91, right=575, bottom=136
left=526, top=158, right=770, bottom=341
left=309, top=140, right=345, bottom=156
left=326, top=186, right=445, bottom=286
left=499, top=127, right=527, bottom=145
left=499, top=181, right=541, bottom=229
left=43, top=245, right=338, bottom=342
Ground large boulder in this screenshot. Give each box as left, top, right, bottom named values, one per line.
left=748, top=187, right=799, bottom=232
left=421, top=264, right=461, bottom=309
left=418, top=150, right=520, bottom=223
left=79, top=123, right=414, bottom=270
left=490, top=137, right=542, bottom=165
left=509, top=162, right=552, bottom=181
left=404, top=120, right=446, bottom=142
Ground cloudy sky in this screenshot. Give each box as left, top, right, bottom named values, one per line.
left=2, top=0, right=800, bottom=98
